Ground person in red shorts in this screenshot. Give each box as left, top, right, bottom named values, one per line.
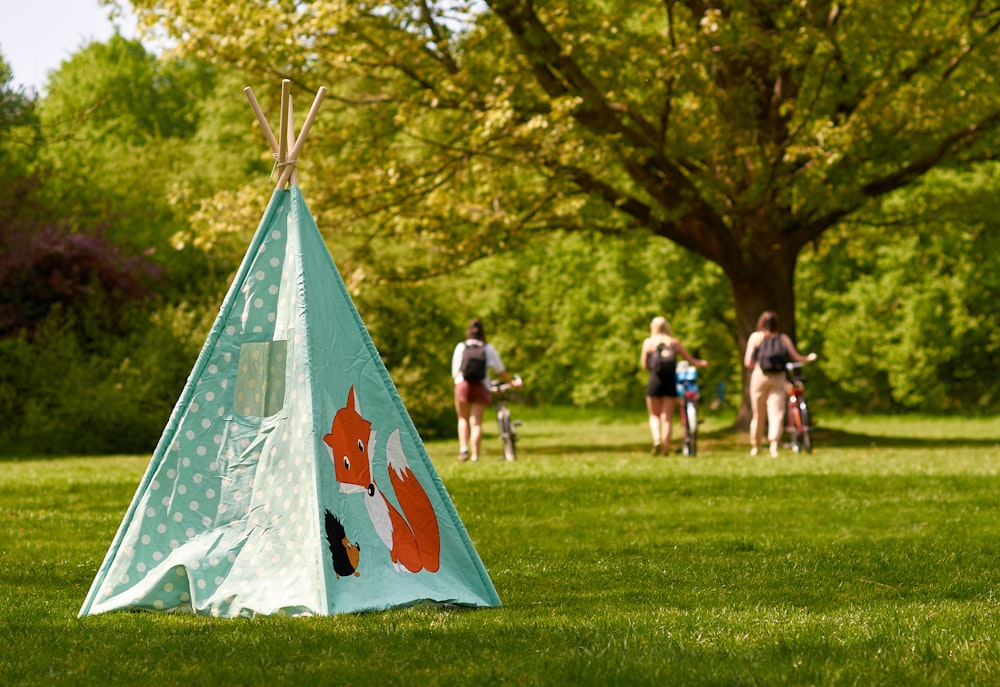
left=451, top=318, right=522, bottom=462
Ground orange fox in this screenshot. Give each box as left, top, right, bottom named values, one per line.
left=323, top=386, right=441, bottom=573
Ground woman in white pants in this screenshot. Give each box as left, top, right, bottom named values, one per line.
left=744, top=311, right=816, bottom=457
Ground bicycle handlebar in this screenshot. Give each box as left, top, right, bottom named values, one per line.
left=785, top=354, right=817, bottom=371
left=490, top=374, right=523, bottom=393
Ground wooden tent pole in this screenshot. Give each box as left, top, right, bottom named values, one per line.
left=277, top=80, right=291, bottom=184
left=275, top=86, right=328, bottom=189
left=245, top=80, right=327, bottom=189
left=242, top=87, right=279, bottom=154
left=286, top=96, right=298, bottom=187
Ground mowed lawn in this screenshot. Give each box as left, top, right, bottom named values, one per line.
left=2, top=409, right=1000, bottom=686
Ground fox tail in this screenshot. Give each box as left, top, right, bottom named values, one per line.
left=385, top=429, right=441, bottom=572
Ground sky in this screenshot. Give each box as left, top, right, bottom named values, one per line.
left=0, top=0, right=137, bottom=93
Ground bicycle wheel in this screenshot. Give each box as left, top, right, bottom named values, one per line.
left=683, top=400, right=698, bottom=456
left=498, top=406, right=516, bottom=461
left=787, top=402, right=801, bottom=452
left=799, top=402, right=813, bottom=454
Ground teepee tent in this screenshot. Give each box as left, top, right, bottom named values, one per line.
left=79, top=82, right=501, bottom=617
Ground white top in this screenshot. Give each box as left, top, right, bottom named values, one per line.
left=451, top=339, right=505, bottom=384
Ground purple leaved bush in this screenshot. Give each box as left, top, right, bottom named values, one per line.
left=0, top=220, right=163, bottom=338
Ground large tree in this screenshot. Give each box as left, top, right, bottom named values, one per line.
left=122, top=0, right=1000, bottom=406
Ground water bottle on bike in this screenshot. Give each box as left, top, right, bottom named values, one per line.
left=675, top=361, right=701, bottom=456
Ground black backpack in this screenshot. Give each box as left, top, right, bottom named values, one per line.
left=757, top=335, right=789, bottom=372
left=647, top=342, right=675, bottom=375
left=461, top=342, right=488, bottom=383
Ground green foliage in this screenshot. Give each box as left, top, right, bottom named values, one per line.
left=124, top=0, right=1000, bottom=353
left=31, top=36, right=257, bottom=271
left=43, top=35, right=192, bottom=141
left=798, top=165, right=1000, bottom=413
left=0, top=48, right=40, bottom=227
left=0, top=39, right=267, bottom=455
left=4, top=415, right=1000, bottom=684
left=0, top=301, right=211, bottom=455
left=6, top=10, right=1000, bottom=454
left=354, top=278, right=462, bottom=438
left=0, top=49, right=34, bottom=129
left=459, top=230, right=739, bottom=410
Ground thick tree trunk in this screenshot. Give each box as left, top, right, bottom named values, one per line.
left=726, top=252, right=799, bottom=429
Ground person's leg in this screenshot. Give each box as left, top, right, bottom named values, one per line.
left=469, top=402, right=487, bottom=461
left=646, top=396, right=663, bottom=452
left=765, top=377, right=786, bottom=457
left=661, top=397, right=677, bottom=453
left=748, top=370, right=767, bottom=455
left=455, top=385, right=471, bottom=460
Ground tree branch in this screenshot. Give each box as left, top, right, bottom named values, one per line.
left=789, top=106, right=1000, bottom=248
left=862, top=108, right=1000, bottom=198
left=486, top=0, right=727, bottom=248
left=417, top=0, right=461, bottom=75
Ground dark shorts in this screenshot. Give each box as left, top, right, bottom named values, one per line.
left=647, top=374, right=678, bottom=399
left=455, top=380, right=491, bottom=405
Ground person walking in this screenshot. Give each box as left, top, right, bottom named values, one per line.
left=744, top=310, right=817, bottom=457
left=452, top=318, right=522, bottom=462
left=640, top=316, right=708, bottom=455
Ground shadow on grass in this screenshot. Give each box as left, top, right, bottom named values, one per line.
left=523, top=424, right=1000, bottom=456
left=817, top=427, right=1000, bottom=450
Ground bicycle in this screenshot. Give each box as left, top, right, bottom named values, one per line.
left=490, top=375, right=522, bottom=461
left=676, top=362, right=700, bottom=456
left=784, top=362, right=812, bottom=453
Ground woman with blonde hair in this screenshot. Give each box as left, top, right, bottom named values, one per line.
left=639, top=316, right=707, bottom=455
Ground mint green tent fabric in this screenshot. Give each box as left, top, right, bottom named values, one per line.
left=79, top=187, right=500, bottom=617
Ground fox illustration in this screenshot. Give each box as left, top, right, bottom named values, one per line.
left=323, top=386, right=441, bottom=573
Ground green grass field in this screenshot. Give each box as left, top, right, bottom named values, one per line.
left=2, top=409, right=1000, bottom=686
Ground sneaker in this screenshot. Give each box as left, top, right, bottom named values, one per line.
left=651, top=443, right=662, bottom=455
left=471, top=455, right=479, bottom=462
left=457, top=449, right=470, bottom=462
left=769, top=442, right=779, bottom=458
left=750, top=447, right=759, bottom=457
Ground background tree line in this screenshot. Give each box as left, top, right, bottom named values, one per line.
left=1, top=0, right=999, bottom=455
